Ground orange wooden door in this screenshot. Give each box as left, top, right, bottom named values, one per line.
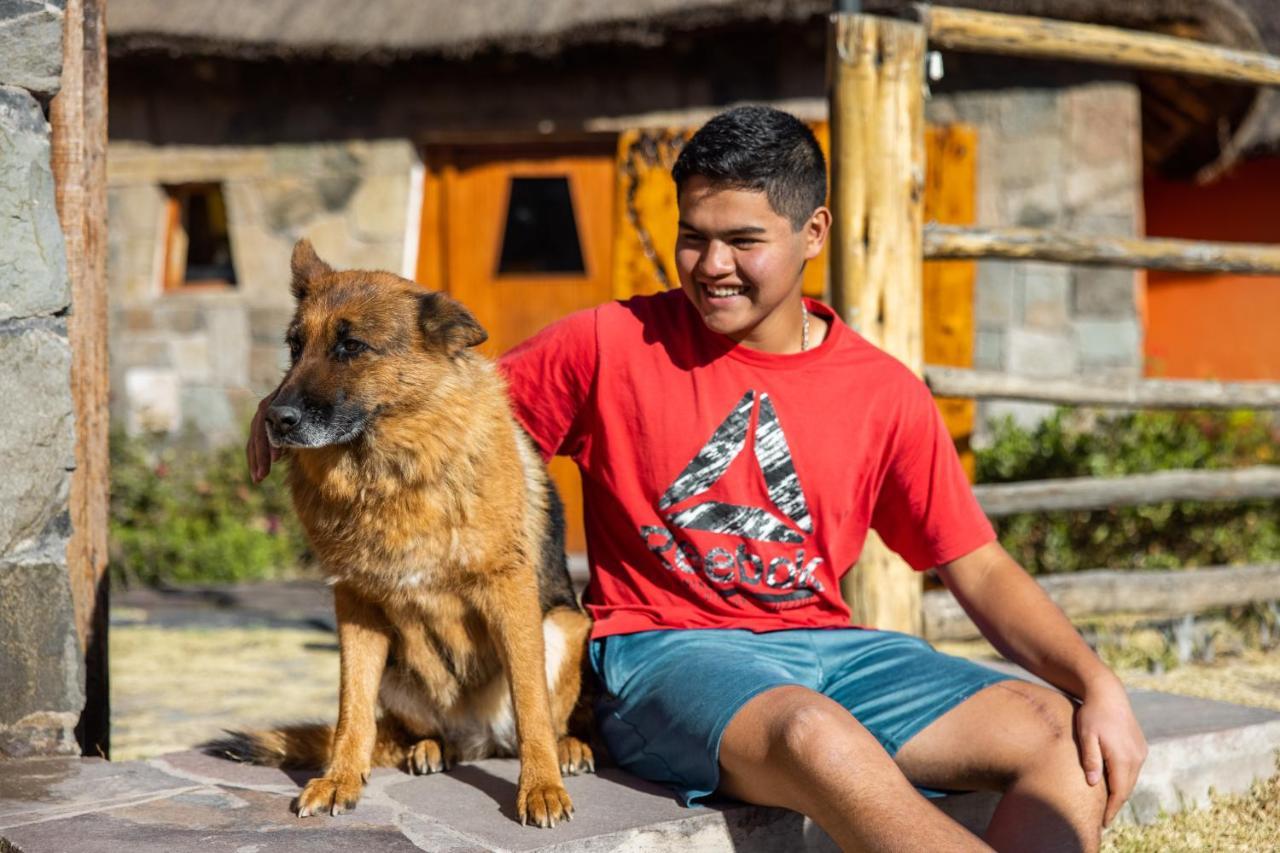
left=417, top=143, right=616, bottom=554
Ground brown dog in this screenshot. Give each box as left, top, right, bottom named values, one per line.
left=213, top=240, right=592, bottom=827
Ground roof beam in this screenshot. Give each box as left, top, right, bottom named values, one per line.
left=918, top=4, right=1280, bottom=88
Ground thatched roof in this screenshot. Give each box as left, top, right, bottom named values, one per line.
left=105, top=0, right=1271, bottom=62
left=106, top=0, right=827, bottom=62
left=107, top=0, right=1280, bottom=171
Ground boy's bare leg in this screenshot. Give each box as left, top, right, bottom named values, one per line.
left=893, top=680, right=1107, bottom=853
left=718, top=686, right=992, bottom=853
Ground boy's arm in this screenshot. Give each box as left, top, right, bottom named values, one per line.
left=936, top=541, right=1148, bottom=826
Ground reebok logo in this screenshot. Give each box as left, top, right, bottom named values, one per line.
left=639, top=390, right=825, bottom=608
left=659, top=390, right=813, bottom=542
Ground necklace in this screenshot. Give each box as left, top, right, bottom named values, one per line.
left=801, top=301, right=810, bottom=352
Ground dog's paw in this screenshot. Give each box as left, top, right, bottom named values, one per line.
left=293, top=773, right=364, bottom=818
left=557, top=736, right=595, bottom=776
left=516, top=780, right=574, bottom=828
left=407, top=737, right=457, bottom=775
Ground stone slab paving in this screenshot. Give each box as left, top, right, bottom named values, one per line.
left=2, top=679, right=1279, bottom=852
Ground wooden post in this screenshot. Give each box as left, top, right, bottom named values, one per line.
left=829, top=13, right=927, bottom=634
left=51, top=0, right=110, bottom=759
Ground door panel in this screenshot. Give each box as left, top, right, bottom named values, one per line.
left=418, top=143, right=616, bottom=554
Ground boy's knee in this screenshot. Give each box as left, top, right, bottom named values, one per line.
left=762, top=690, right=887, bottom=774
left=770, top=700, right=843, bottom=761
left=998, top=683, right=1098, bottom=796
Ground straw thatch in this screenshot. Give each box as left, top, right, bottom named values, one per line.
left=105, top=0, right=1270, bottom=62
left=106, top=0, right=1280, bottom=168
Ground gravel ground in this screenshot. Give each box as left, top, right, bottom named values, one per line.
left=111, top=612, right=1280, bottom=849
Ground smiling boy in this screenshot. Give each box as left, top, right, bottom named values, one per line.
left=250, top=106, right=1146, bottom=851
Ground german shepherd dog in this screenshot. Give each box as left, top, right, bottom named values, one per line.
left=211, top=240, right=592, bottom=827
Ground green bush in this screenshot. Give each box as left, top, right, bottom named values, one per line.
left=976, top=409, right=1280, bottom=574
left=109, top=430, right=309, bottom=587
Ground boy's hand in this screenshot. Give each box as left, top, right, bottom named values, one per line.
left=1076, top=673, right=1148, bottom=827
left=247, top=391, right=282, bottom=483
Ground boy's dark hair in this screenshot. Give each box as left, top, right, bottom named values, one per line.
left=672, top=105, right=827, bottom=230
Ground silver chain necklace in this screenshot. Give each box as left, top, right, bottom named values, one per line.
left=801, top=301, right=810, bottom=352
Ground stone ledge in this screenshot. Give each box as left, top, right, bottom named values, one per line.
left=2, top=677, right=1278, bottom=852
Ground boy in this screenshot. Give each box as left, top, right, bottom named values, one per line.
left=250, top=106, right=1146, bottom=851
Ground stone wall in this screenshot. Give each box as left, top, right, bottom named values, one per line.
left=928, top=80, right=1144, bottom=435
left=0, top=0, right=84, bottom=758
left=106, top=139, right=415, bottom=444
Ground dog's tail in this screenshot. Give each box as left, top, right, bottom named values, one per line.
left=203, top=718, right=411, bottom=770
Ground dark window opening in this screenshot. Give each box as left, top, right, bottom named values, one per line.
left=496, top=176, right=585, bottom=276
left=164, top=183, right=237, bottom=289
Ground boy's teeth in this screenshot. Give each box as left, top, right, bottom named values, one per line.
left=708, top=285, right=745, bottom=297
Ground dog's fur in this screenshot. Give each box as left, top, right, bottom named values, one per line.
left=209, top=240, right=592, bottom=827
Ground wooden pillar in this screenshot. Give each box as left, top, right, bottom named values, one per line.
left=829, top=13, right=927, bottom=634
left=51, top=0, right=110, bottom=758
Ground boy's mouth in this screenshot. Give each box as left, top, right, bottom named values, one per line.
left=702, top=282, right=748, bottom=299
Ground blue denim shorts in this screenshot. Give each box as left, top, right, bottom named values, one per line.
left=589, top=627, right=1019, bottom=806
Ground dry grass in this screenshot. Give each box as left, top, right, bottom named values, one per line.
left=110, top=622, right=338, bottom=761
left=1102, top=759, right=1280, bottom=853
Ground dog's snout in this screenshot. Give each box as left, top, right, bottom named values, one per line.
left=267, top=404, right=303, bottom=434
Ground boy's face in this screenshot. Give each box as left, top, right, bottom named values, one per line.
left=675, top=176, right=828, bottom=348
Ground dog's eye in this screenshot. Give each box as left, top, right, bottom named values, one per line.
left=337, top=338, right=366, bottom=359
left=288, top=338, right=302, bottom=360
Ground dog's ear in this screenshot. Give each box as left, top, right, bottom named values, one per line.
left=290, top=239, right=333, bottom=300
left=418, top=292, right=488, bottom=355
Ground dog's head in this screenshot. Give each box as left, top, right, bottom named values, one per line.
left=264, top=239, right=488, bottom=449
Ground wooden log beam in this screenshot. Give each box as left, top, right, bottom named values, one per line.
left=918, top=4, right=1280, bottom=88
left=924, top=564, right=1280, bottom=641
left=974, top=466, right=1280, bottom=517
left=830, top=13, right=927, bottom=635
left=924, top=224, right=1280, bottom=274
left=925, top=366, right=1280, bottom=409
left=50, top=0, right=110, bottom=759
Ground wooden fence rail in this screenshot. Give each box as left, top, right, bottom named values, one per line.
left=924, top=225, right=1280, bottom=275
left=830, top=6, right=1280, bottom=633
left=918, top=4, right=1280, bottom=88
left=974, top=466, right=1280, bottom=517
left=925, top=367, right=1280, bottom=409
left=924, top=563, right=1280, bottom=641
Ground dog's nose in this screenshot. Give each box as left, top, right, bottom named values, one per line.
left=266, top=404, right=302, bottom=434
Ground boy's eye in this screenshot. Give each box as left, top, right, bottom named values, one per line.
left=732, top=238, right=759, bottom=248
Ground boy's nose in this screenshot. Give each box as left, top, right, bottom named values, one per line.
left=697, top=240, right=735, bottom=276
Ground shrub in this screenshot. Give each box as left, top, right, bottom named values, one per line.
left=975, top=409, right=1280, bottom=574
left=109, top=430, right=310, bottom=587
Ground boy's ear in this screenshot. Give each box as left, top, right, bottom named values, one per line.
left=418, top=291, right=488, bottom=356
left=290, top=239, right=333, bottom=300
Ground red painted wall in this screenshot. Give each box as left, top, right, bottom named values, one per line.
left=1143, top=158, right=1280, bottom=380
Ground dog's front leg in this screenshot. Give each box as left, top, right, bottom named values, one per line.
left=295, top=583, right=391, bottom=817
left=483, top=570, right=573, bottom=828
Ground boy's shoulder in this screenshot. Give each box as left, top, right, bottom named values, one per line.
left=605, top=288, right=690, bottom=325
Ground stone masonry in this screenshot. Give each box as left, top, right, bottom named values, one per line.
left=106, top=140, right=414, bottom=444
left=928, top=81, right=1145, bottom=436
left=0, top=0, right=85, bottom=758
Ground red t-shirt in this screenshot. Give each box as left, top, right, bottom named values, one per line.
left=499, top=289, right=994, bottom=638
